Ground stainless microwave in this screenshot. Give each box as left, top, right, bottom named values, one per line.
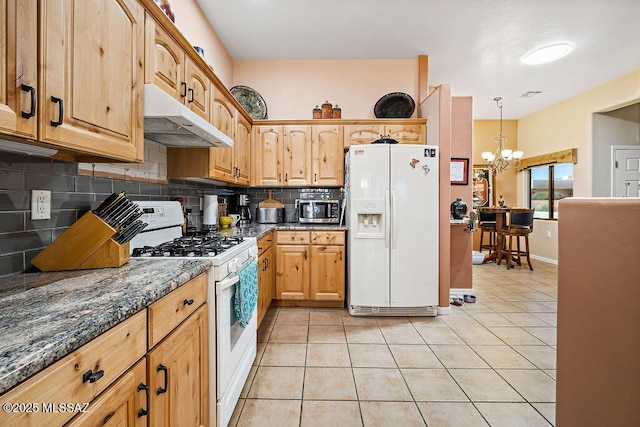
left=297, top=200, right=341, bottom=224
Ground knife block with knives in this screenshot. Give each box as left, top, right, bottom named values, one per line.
left=31, top=193, right=147, bottom=272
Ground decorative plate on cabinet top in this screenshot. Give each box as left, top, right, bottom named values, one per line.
left=230, top=85, right=268, bottom=120
left=374, top=92, right=415, bottom=118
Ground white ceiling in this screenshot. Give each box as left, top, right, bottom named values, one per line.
left=197, top=0, right=640, bottom=119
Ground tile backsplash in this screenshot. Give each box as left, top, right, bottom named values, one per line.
left=0, top=148, right=343, bottom=277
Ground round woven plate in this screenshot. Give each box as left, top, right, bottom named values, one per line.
left=230, top=85, right=267, bottom=120
left=374, top=92, right=415, bottom=118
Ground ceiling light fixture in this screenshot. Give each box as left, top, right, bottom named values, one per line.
left=481, top=97, right=523, bottom=175
left=522, top=43, right=574, bottom=65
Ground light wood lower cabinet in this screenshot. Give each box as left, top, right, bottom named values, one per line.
left=148, top=304, right=208, bottom=427
left=0, top=273, right=209, bottom=427
left=66, top=358, right=148, bottom=427
left=275, top=231, right=345, bottom=306
left=257, top=232, right=274, bottom=327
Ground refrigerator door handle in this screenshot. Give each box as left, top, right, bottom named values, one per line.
left=391, top=190, right=398, bottom=249
left=385, top=189, right=391, bottom=249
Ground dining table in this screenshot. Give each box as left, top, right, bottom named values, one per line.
left=480, top=207, right=510, bottom=264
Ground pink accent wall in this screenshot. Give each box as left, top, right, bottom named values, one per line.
left=232, top=59, right=419, bottom=120
left=421, top=85, right=452, bottom=308
left=170, top=0, right=234, bottom=87
left=450, top=97, right=473, bottom=289
left=557, top=197, right=640, bottom=426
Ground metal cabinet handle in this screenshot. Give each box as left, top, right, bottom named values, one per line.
left=21, top=84, right=36, bottom=119
left=304, top=249, right=307, bottom=259
left=183, top=298, right=194, bottom=306
left=279, top=173, right=282, bottom=182
left=82, top=368, right=104, bottom=383
left=285, top=173, right=288, bottom=182
left=157, top=364, right=168, bottom=395
left=137, top=383, right=149, bottom=418
left=180, top=82, right=187, bottom=98
left=314, top=173, right=317, bottom=182
left=50, top=96, right=63, bottom=127
left=188, top=88, right=194, bottom=103
left=340, top=251, right=342, bottom=260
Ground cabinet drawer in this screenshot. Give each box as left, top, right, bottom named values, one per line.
left=148, top=273, right=207, bottom=348
left=257, top=232, right=274, bottom=255
left=276, top=231, right=310, bottom=244
left=311, top=231, right=345, bottom=245
left=0, top=310, right=146, bottom=427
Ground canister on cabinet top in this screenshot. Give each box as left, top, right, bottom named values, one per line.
left=313, top=105, right=322, bottom=119
left=321, top=101, right=333, bottom=119
left=332, top=104, right=341, bottom=119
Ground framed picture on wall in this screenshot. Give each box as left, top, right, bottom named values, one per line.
left=450, top=158, right=469, bottom=185
left=472, top=166, right=494, bottom=208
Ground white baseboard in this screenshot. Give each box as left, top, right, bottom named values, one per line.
left=530, top=254, right=558, bottom=265
left=437, top=306, right=452, bottom=315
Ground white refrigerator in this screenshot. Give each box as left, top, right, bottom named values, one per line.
left=346, top=144, right=439, bottom=316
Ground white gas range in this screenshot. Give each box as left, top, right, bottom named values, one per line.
left=129, top=201, right=257, bottom=427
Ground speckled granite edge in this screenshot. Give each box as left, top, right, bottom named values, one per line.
left=217, top=223, right=348, bottom=240
left=0, top=259, right=211, bottom=395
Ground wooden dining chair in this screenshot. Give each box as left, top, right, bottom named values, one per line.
left=478, top=208, right=497, bottom=254
left=497, top=208, right=535, bottom=270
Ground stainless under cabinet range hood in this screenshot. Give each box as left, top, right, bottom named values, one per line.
left=143, top=84, right=233, bottom=148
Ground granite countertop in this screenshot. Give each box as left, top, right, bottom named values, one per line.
left=216, top=223, right=348, bottom=240
left=0, top=258, right=212, bottom=395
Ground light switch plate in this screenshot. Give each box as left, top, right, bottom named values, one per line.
left=31, top=190, right=51, bottom=220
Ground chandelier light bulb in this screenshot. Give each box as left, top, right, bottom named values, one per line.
left=501, top=149, right=513, bottom=159
left=513, top=151, right=524, bottom=159
left=481, top=151, right=492, bottom=160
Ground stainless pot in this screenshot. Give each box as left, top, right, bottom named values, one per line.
left=256, top=207, right=284, bottom=224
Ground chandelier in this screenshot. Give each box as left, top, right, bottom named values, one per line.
left=481, top=97, right=523, bottom=174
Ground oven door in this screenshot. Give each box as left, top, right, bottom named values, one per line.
left=215, top=264, right=257, bottom=427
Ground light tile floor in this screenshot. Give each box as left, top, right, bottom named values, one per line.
left=231, top=260, right=557, bottom=426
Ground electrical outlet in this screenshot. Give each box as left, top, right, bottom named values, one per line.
left=31, top=190, right=51, bottom=220
left=546, top=230, right=552, bottom=239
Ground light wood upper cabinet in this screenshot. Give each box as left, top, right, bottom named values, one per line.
left=312, top=125, right=344, bottom=186
left=148, top=304, right=208, bottom=427
left=387, top=124, right=426, bottom=144
left=0, top=0, right=37, bottom=140
left=39, top=0, right=144, bottom=161
left=184, top=56, right=210, bottom=120
left=343, top=124, right=384, bottom=148
left=145, top=16, right=210, bottom=121
left=235, top=114, right=251, bottom=185
left=252, top=125, right=283, bottom=186
left=283, top=125, right=312, bottom=186
left=343, top=122, right=426, bottom=147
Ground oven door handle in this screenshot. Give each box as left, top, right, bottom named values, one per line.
left=217, top=275, right=240, bottom=294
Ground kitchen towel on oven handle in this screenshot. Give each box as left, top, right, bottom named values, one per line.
left=234, top=259, right=258, bottom=328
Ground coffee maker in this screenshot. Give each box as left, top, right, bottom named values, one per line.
left=234, top=194, right=251, bottom=225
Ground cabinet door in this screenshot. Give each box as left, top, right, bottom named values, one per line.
left=283, top=125, right=312, bottom=186
left=253, top=126, right=283, bottom=186
left=0, top=0, right=37, bottom=139
left=148, top=304, right=208, bottom=427
left=144, top=17, right=185, bottom=102
left=257, top=245, right=273, bottom=327
left=184, top=57, right=210, bottom=121
left=312, top=125, right=344, bottom=187
left=210, top=90, right=235, bottom=181
left=343, top=124, right=384, bottom=148
left=235, top=114, right=251, bottom=185
left=310, top=245, right=345, bottom=301
left=386, top=124, right=426, bottom=144
left=39, top=0, right=144, bottom=161
left=275, top=244, right=309, bottom=300
left=66, top=359, right=148, bottom=427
